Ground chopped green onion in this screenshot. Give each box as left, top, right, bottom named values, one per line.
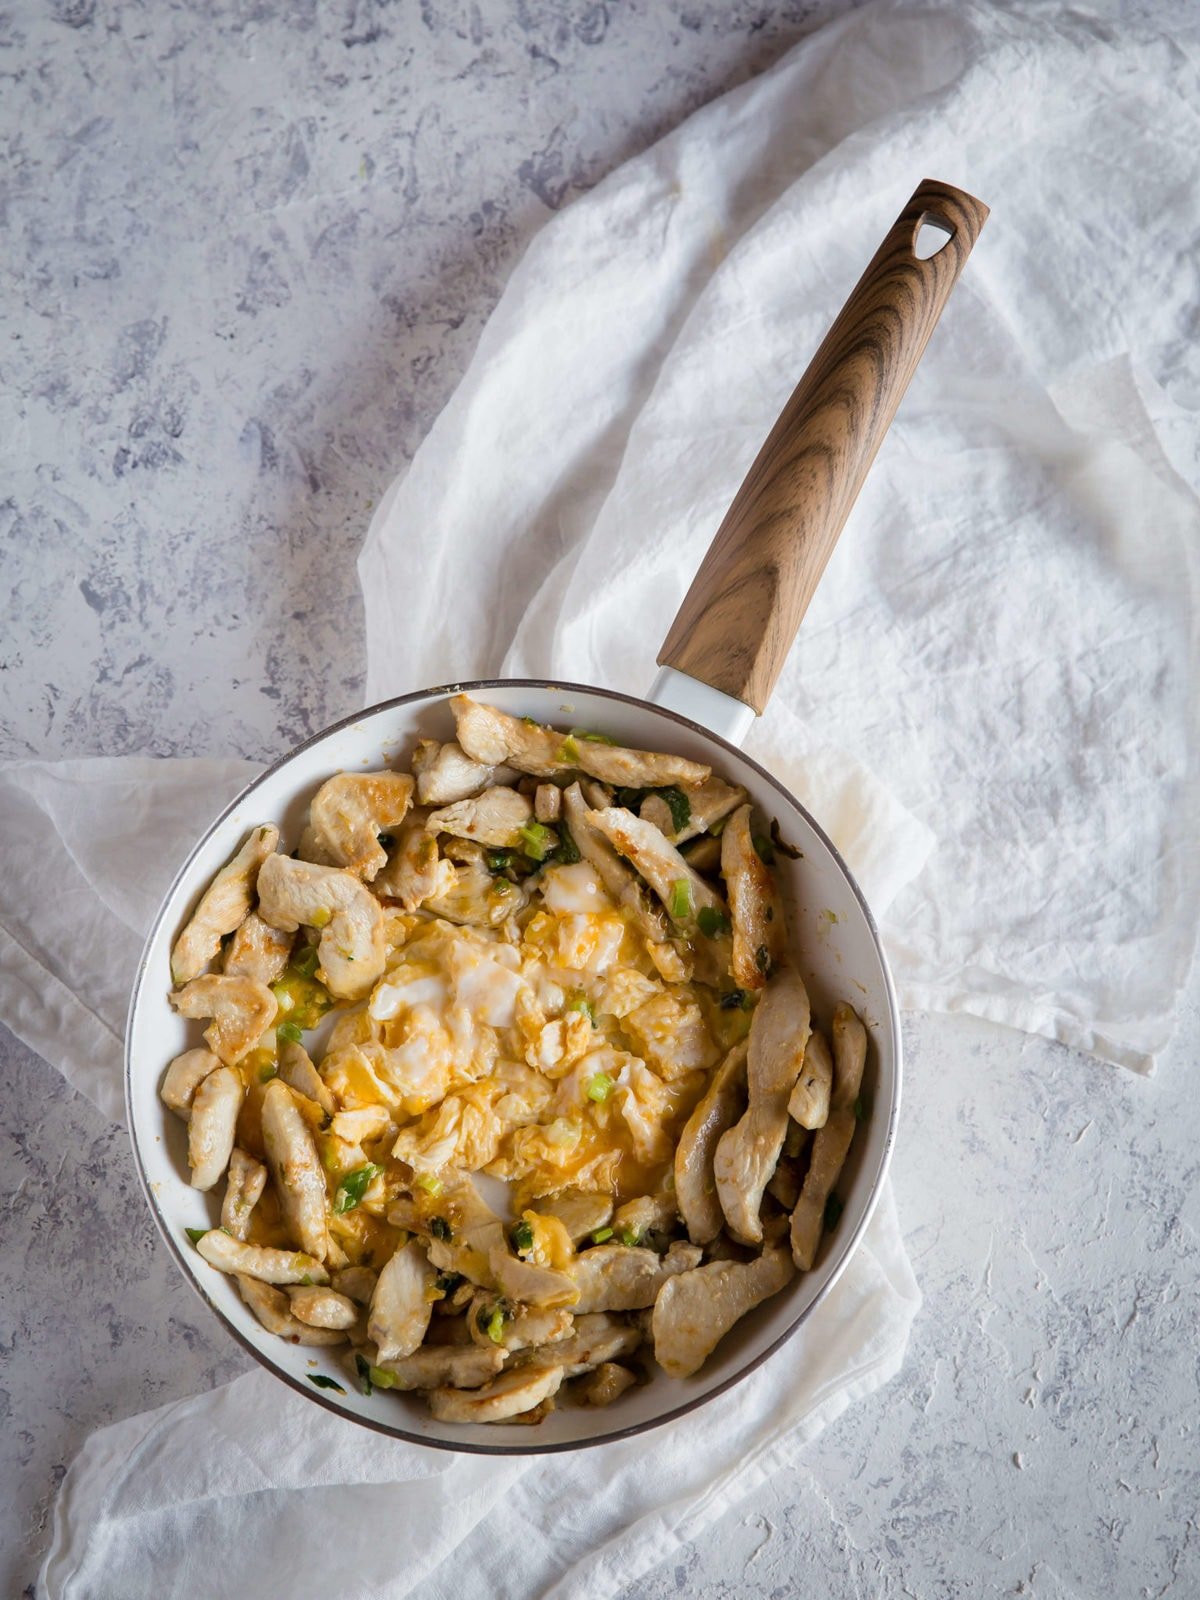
left=414, top=1171, right=443, bottom=1197
left=521, top=715, right=540, bottom=728
left=557, top=735, right=581, bottom=764
left=429, top=1215, right=452, bottom=1241
left=483, top=1304, right=507, bottom=1343
left=565, top=991, right=596, bottom=1026
left=719, top=988, right=748, bottom=1011
left=355, top=1353, right=373, bottom=1395
left=657, top=786, right=692, bottom=833
left=769, top=818, right=802, bottom=859
left=553, top=826, right=581, bottom=865
left=277, top=1020, right=303, bottom=1045
left=697, top=905, right=730, bottom=939
left=435, top=1271, right=464, bottom=1294
left=854, top=1094, right=869, bottom=1122
left=333, top=1163, right=381, bottom=1215
left=369, top=1364, right=398, bottom=1389
left=669, top=878, right=694, bottom=921
left=185, top=1227, right=207, bottom=1244
left=308, top=1374, right=345, bottom=1393
left=616, top=1226, right=641, bottom=1248
left=377, top=832, right=395, bottom=849
left=590, top=1226, right=614, bottom=1245
left=510, top=1219, right=535, bottom=1254
left=294, top=945, right=321, bottom=979
left=258, top=1062, right=278, bottom=1082
left=485, top=848, right=513, bottom=874
left=569, top=727, right=616, bottom=745
left=615, top=786, right=648, bottom=810
left=752, top=833, right=776, bottom=865
left=518, top=821, right=554, bottom=861
left=586, top=1072, right=614, bottom=1103
left=824, top=1193, right=844, bottom=1231
left=299, top=1274, right=314, bottom=1287
left=755, top=944, right=774, bottom=976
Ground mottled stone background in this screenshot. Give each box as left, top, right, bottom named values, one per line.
left=3, top=2, right=1198, bottom=1597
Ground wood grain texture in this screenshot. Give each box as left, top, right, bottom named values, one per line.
left=658, top=178, right=989, bottom=714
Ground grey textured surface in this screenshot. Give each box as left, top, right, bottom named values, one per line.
left=2, top=2, right=1198, bottom=1597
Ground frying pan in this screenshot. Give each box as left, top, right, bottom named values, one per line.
left=127, top=178, right=988, bottom=1453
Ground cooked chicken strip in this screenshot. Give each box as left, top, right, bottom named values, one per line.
left=787, top=1028, right=832, bottom=1132
left=170, top=824, right=279, bottom=986
left=652, top=1247, right=795, bottom=1378
left=222, top=911, right=293, bottom=986
left=332, top=1265, right=379, bottom=1306
left=261, top=1078, right=329, bottom=1260
left=721, top=804, right=785, bottom=991
left=237, top=1275, right=346, bottom=1346
left=413, top=739, right=519, bottom=806
left=587, top=807, right=727, bottom=929
left=373, top=809, right=456, bottom=911
left=583, top=1363, right=637, bottom=1406
left=221, top=1146, right=267, bottom=1239
left=170, top=974, right=277, bottom=1067
left=489, top=1244, right=580, bottom=1309
left=187, top=1065, right=243, bottom=1191
left=561, top=784, right=667, bottom=943
left=277, top=1039, right=336, bottom=1117
left=612, top=1191, right=678, bottom=1241
left=641, top=776, right=747, bottom=844
left=714, top=967, right=812, bottom=1245
left=521, top=1312, right=642, bottom=1376
left=790, top=1004, right=868, bottom=1271
left=423, top=858, right=527, bottom=928
left=428, top=1362, right=564, bottom=1424
left=196, top=1230, right=328, bottom=1285
left=568, top=1240, right=701, bottom=1314
left=530, top=1190, right=614, bottom=1245
left=368, top=1240, right=436, bottom=1361
left=303, top=770, right=415, bottom=882
left=257, top=854, right=385, bottom=1001
left=675, top=1041, right=749, bottom=1245
left=426, top=786, right=536, bottom=849
left=375, top=1344, right=507, bottom=1391
left=467, top=1298, right=574, bottom=1352
left=451, top=695, right=710, bottom=788
left=287, top=1285, right=360, bottom=1330
left=160, top=1047, right=220, bottom=1120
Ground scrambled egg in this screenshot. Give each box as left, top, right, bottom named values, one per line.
left=316, top=861, right=743, bottom=1208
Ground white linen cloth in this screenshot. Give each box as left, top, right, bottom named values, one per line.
left=4, top=0, right=1195, bottom=1593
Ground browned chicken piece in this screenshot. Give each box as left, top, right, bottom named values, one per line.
left=331, top=1265, right=379, bottom=1306
left=196, top=1230, right=328, bottom=1285
left=256, top=854, right=385, bottom=1001
left=561, top=785, right=667, bottom=944
left=466, top=1298, right=574, bottom=1352
left=286, top=1285, right=360, bottom=1330
left=787, top=1029, right=832, bottom=1131
left=368, top=1240, right=436, bottom=1361
left=170, top=825, right=279, bottom=986
left=375, top=1344, right=507, bottom=1391
left=568, top=1240, right=701, bottom=1313
left=534, top=783, right=562, bottom=823
left=426, top=786, right=537, bottom=849
left=582, top=1363, right=637, bottom=1406
left=277, top=1038, right=336, bottom=1117
left=587, top=807, right=727, bottom=930
left=489, top=1243, right=579, bottom=1309
left=720, top=804, right=785, bottom=991
left=304, top=771, right=415, bottom=881
left=170, top=975, right=277, bottom=1067
left=428, top=1363, right=564, bottom=1424
left=651, top=1247, right=795, bottom=1378
left=236, top=1276, right=346, bottom=1346
left=187, top=1065, right=244, bottom=1191
left=223, top=911, right=293, bottom=986
left=451, top=695, right=710, bottom=788
left=519, top=1312, right=642, bottom=1376
left=261, top=1078, right=329, bottom=1260
left=412, top=739, right=519, bottom=805
left=714, top=967, right=812, bottom=1244
left=372, top=809, right=456, bottom=911
left=640, top=776, right=747, bottom=844
left=423, top=856, right=528, bottom=929
left=674, top=1041, right=749, bottom=1245
left=160, top=1047, right=220, bottom=1120
left=221, top=1146, right=267, bottom=1239
left=530, top=1190, right=614, bottom=1244
left=790, top=1004, right=868, bottom=1270
left=680, top=835, right=721, bottom=874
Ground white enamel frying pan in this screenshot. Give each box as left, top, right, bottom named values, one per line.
left=127, top=179, right=988, bottom=1453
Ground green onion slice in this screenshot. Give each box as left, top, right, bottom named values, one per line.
left=332, top=1163, right=380, bottom=1215
left=669, top=878, right=694, bottom=921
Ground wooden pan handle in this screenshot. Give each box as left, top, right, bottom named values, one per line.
left=657, top=177, right=989, bottom=714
